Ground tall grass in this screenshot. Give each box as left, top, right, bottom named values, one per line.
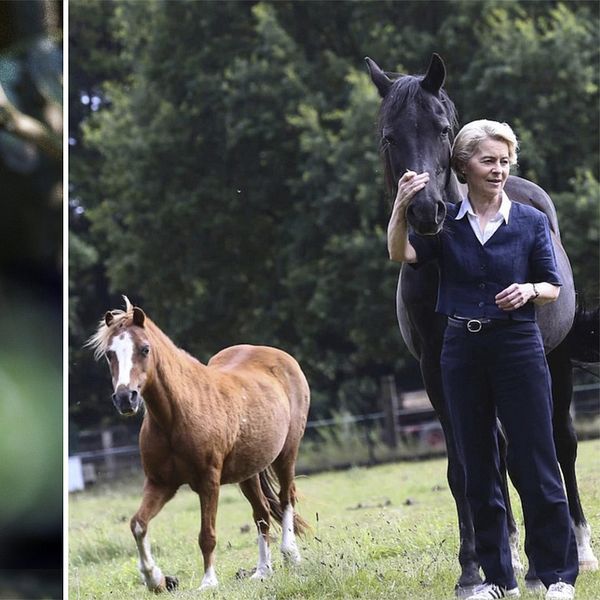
left=69, top=439, right=600, bottom=599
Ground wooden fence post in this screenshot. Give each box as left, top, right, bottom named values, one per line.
left=101, top=428, right=116, bottom=478
left=381, top=375, right=400, bottom=448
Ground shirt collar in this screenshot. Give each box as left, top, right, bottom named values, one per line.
left=455, top=191, right=511, bottom=223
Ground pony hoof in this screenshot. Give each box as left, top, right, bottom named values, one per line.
left=165, top=576, right=179, bottom=592
left=282, top=548, right=302, bottom=566
left=250, top=567, right=273, bottom=581
left=235, top=568, right=255, bottom=580
left=579, top=557, right=599, bottom=571
left=199, top=581, right=218, bottom=591
left=525, top=578, right=545, bottom=593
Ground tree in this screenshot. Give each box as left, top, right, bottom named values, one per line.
left=69, top=0, right=599, bottom=431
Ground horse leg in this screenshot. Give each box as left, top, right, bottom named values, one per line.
left=547, top=345, right=598, bottom=571
left=197, top=474, right=221, bottom=590
left=420, top=354, right=481, bottom=595
left=130, top=478, right=178, bottom=593
left=239, top=475, right=273, bottom=579
left=496, top=423, right=523, bottom=574
left=272, top=450, right=302, bottom=565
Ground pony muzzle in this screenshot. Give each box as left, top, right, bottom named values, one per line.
left=112, top=387, right=141, bottom=416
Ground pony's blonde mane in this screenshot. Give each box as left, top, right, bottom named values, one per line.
left=87, top=296, right=136, bottom=360
left=87, top=296, right=194, bottom=367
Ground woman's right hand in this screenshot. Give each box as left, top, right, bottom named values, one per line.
left=393, top=171, right=430, bottom=218
left=387, top=171, right=429, bottom=263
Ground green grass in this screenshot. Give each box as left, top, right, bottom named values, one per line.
left=69, top=440, right=600, bottom=599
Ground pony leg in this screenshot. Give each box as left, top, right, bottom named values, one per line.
left=130, top=478, right=178, bottom=593
left=547, top=346, right=598, bottom=571
left=198, top=476, right=220, bottom=591
left=272, top=453, right=302, bottom=565
left=239, top=476, right=273, bottom=580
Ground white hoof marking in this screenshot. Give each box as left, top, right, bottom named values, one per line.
left=574, top=523, right=598, bottom=571
left=280, top=505, right=301, bottom=565
left=199, top=566, right=218, bottom=591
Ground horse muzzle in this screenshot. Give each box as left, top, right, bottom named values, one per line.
left=112, top=388, right=142, bottom=416
left=406, top=198, right=446, bottom=235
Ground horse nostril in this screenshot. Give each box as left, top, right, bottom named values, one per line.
left=435, top=200, right=446, bottom=224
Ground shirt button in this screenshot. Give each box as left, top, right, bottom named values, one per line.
left=478, top=301, right=485, bottom=308
left=479, top=283, right=486, bottom=289
left=480, top=265, right=486, bottom=270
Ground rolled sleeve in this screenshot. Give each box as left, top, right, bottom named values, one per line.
left=530, top=214, right=562, bottom=285
left=408, top=232, right=441, bottom=268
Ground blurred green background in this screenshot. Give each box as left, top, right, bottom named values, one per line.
left=0, top=0, right=62, bottom=598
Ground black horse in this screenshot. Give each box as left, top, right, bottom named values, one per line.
left=366, top=53, right=597, bottom=595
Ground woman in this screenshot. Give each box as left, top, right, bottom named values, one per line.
left=388, top=120, right=578, bottom=600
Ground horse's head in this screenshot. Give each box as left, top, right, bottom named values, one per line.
left=366, top=53, right=459, bottom=235
left=89, top=298, right=151, bottom=417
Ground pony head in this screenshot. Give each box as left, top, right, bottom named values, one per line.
left=88, top=296, right=150, bottom=416
left=366, top=53, right=459, bottom=235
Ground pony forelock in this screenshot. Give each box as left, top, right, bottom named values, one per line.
left=86, top=295, right=136, bottom=360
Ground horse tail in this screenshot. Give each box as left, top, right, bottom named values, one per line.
left=258, top=468, right=310, bottom=537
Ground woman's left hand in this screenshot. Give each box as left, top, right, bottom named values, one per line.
left=495, top=283, right=534, bottom=311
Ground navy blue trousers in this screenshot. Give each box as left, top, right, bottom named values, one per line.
left=441, top=320, right=578, bottom=588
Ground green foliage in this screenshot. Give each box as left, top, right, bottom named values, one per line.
left=553, top=170, right=600, bottom=300
left=69, top=1, right=599, bottom=429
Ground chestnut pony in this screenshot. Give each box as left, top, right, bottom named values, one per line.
left=89, top=297, right=310, bottom=592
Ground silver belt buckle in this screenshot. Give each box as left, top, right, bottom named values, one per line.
left=466, top=319, right=483, bottom=333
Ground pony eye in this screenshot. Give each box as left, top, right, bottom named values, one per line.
left=140, top=345, right=150, bottom=357
left=382, top=134, right=396, bottom=146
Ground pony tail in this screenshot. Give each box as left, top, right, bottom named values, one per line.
left=258, top=469, right=310, bottom=537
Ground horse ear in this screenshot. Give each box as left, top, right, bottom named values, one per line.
left=105, top=311, right=114, bottom=326
left=132, top=307, right=146, bottom=328
left=420, top=53, right=446, bottom=95
left=365, top=57, right=393, bottom=98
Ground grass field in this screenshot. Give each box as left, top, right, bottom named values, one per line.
left=69, top=439, right=600, bottom=600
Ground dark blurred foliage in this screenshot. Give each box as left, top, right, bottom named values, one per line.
left=0, top=1, right=62, bottom=598
left=69, top=1, right=598, bottom=434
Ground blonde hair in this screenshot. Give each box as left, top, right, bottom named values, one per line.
left=451, top=120, right=518, bottom=183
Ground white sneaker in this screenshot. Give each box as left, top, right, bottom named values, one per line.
left=546, top=582, right=575, bottom=600
left=466, top=583, right=521, bottom=599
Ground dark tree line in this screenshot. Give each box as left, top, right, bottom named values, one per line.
left=69, top=0, right=599, bottom=431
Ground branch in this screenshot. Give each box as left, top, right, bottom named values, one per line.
left=0, top=83, right=61, bottom=161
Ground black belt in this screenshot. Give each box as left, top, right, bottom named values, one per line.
left=447, top=316, right=514, bottom=333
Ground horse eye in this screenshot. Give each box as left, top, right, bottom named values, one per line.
left=382, top=135, right=396, bottom=146
left=140, top=346, right=150, bottom=357
left=441, top=126, right=450, bottom=137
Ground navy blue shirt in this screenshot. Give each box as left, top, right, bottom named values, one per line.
left=409, top=201, right=561, bottom=321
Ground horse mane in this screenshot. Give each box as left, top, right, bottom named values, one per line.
left=87, top=296, right=200, bottom=371
left=379, top=73, right=459, bottom=135
left=378, top=74, right=459, bottom=197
